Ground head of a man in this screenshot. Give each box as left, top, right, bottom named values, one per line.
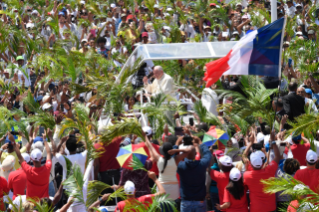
left=219, top=155, right=234, bottom=172
left=272, top=97, right=283, bottom=112
left=66, top=135, right=78, bottom=154
left=297, top=87, right=306, bottom=97
left=250, top=151, right=265, bottom=170
left=306, top=149, right=318, bottom=168
left=30, top=148, right=43, bottom=167
left=153, top=66, right=164, bottom=80
left=124, top=180, right=136, bottom=198
left=288, top=82, right=298, bottom=92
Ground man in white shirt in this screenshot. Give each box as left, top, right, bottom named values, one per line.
left=143, top=66, right=175, bottom=97
left=284, top=0, right=296, bottom=18
left=297, top=87, right=318, bottom=113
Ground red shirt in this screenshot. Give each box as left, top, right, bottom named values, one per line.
left=0, top=176, right=9, bottom=211
left=115, top=194, right=155, bottom=212
left=210, top=170, right=230, bottom=207
left=21, top=160, right=52, bottom=200
left=287, top=200, right=299, bottom=212
left=243, top=161, right=278, bottom=212
left=287, top=143, right=310, bottom=166
left=294, top=168, right=319, bottom=193
left=8, top=168, right=27, bottom=200
left=94, top=137, right=122, bottom=172
left=134, top=142, right=160, bottom=175
left=223, top=187, right=248, bottom=212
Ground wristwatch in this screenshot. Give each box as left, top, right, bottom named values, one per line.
left=0, top=148, right=3, bottom=152
left=99, top=196, right=104, bottom=204
left=271, top=141, right=276, bottom=146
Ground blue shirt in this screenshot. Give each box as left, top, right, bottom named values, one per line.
left=177, top=144, right=212, bottom=201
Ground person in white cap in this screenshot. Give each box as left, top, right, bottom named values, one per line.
left=12, top=130, right=52, bottom=200
left=243, top=130, right=280, bottom=212
left=294, top=149, right=319, bottom=193
left=107, top=172, right=165, bottom=212
left=216, top=168, right=248, bottom=211
left=210, top=155, right=233, bottom=210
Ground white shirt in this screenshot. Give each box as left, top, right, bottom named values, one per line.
left=145, top=73, right=175, bottom=97
left=305, top=97, right=318, bottom=113
left=66, top=150, right=87, bottom=175
left=201, top=88, right=219, bottom=116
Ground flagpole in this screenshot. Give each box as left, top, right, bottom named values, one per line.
left=273, top=17, right=287, bottom=131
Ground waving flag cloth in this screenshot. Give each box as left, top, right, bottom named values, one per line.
left=204, top=17, right=286, bottom=87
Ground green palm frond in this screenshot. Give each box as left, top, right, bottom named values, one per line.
left=86, top=180, right=112, bottom=208
left=261, top=174, right=319, bottom=208
left=100, top=118, right=143, bottom=145
left=28, top=198, right=55, bottom=212
left=27, top=111, right=56, bottom=130
left=128, top=159, right=148, bottom=172
left=62, top=164, right=85, bottom=205
left=23, top=91, right=39, bottom=112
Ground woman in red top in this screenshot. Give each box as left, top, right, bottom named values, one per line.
left=210, top=155, right=234, bottom=210
left=216, top=168, right=248, bottom=212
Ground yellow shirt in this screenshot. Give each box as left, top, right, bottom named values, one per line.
left=1, top=147, right=26, bottom=170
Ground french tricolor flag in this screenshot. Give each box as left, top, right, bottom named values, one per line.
left=204, top=17, right=286, bottom=87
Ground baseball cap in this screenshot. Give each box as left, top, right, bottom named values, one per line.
left=210, top=3, right=216, bottom=6
left=232, top=31, right=239, bottom=35
left=42, top=103, right=52, bottom=110
left=229, top=168, right=241, bottom=181
left=58, top=12, right=65, bottom=16
left=308, top=30, right=315, bottom=35
left=30, top=148, right=43, bottom=162
left=295, top=3, right=302, bottom=7
left=284, top=41, right=290, bottom=45
left=236, top=3, right=242, bottom=6
left=26, top=23, right=34, bottom=29
left=121, top=13, right=127, bottom=17
left=32, top=141, right=44, bottom=152
left=219, top=155, right=232, bottom=166
left=33, top=136, right=43, bottom=143
left=0, top=155, right=15, bottom=179
left=21, top=153, right=31, bottom=163
left=124, top=181, right=135, bottom=195
left=255, top=150, right=266, bottom=160
left=142, top=126, right=153, bottom=136
left=306, top=149, right=318, bottom=163
left=292, top=133, right=301, bottom=142
left=250, top=152, right=263, bottom=168
left=16, top=56, right=24, bottom=61
left=256, top=132, right=265, bottom=143
left=213, top=150, right=224, bottom=159
left=142, top=32, right=148, bottom=37
left=31, top=10, right=39, bottom=15
left=110, top=3, right=116, bottom=8
left=154, top=4, right=159, bottom=8
left=81, top=38, right=88, bottom=43
left=80, top=0, right=86, bottom=5
left=296, top=31, right=303, bottom=36
left=305, top=88, right=313, bottom=95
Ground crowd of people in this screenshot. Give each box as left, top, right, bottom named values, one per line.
left=0, top=0, right=318, bottom=211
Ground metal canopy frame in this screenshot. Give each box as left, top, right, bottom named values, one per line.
left=115, top=41, right=237, bottom=83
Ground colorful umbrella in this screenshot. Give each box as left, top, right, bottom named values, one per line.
left=202, top=127, right=229, bottom=147
left=116, top=144, right=148, bottom=170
